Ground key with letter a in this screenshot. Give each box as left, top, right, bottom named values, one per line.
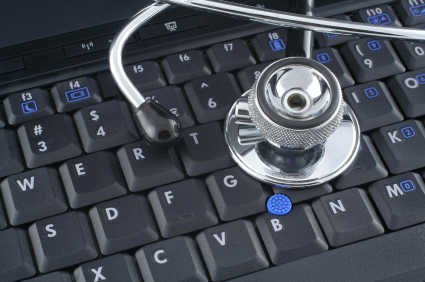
left=1, top=167, right=67, bottom=226
left=197, top=220, right=269, bottom=281
left=372, top=120, right=425, bottom=174
left=256, top=204, right=328, bottom=265
left=74, top=254, right=140, bottom=282
left=28, top=211, right=98, bottom=273
left=369, top=172, right=425, bottom=230
left=136, top=236, right=208, bottom=282
left=312, top=188, right=384, bottom=247
left=17, top=114, right=82, bottom=168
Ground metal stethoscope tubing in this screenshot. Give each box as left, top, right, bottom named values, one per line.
left=109, top=0, right=425, bottom=148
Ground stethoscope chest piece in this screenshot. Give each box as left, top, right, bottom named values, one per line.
left=225, top=57, right=361, bottom=188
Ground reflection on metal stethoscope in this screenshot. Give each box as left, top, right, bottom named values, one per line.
left=109, top=0, right=425, bottom=189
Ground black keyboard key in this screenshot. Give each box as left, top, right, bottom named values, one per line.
left=256, top=204, right=328, bottom=265
left=17, top=114, right=82, bottom=168
left=51, top=77, right=102, bottom=112
left=136, top=236, right=208, bottom=282
left=28, top=211, right=98, bottom=273
left=74, top=100, right=139, bottom=153
left=185, top=73, right=241, bottom=123
left=125, top=60, right=166, bottom=92
left=343, top=81, right=403, bottom=131
left=313, top=47, right=354, bottom=88
left=387, top=68, right=425, bottom=118
left=334, top=135, right=387, bottom=190
left=312, top=188, right=384, bottom=247
left=207, top=39, right=256, bottom=72
left=393, top=41, right=425, bottom=70
left=272, top=183, right=332, bottom=203
left=97, top=72, right=120, bottom=98
left=0, top=129, right=24, bottom=178
left=89, top=194, right=158, bottom=255
left=0, top=201, right=6, bottom=230
left=0, top=228, right=35, bottom=281
left=237, top=62, right=270, bottom=92
left=3, top=88, right=54, bottom=125
left=59, top=151, right=127, bottom=209
left=148, top=179, right=218, bottom=238
left=205, top=167, right=272, bottom=221
left=74, top=253, right=140, bottom=282
left=340, top=39, right=405, bottom=82
left=369, top=172, right=425, bottom=230
left=22, top=271, right=72, bottom=282
left=197, top=220, right=268, bottom=281
left=353, top=5, right=402, bottom=27
left=251, top=29, right=287, bottom=62
left=396, top=0, right=425, bottom=26
left=1, top=167, right=67, bottom=226
left=0, top=106, right=5, bottom=128
left=178, top=122, right=234, bottom=176
left=144, top=86, right=194, bottom=128
left=372, top=120, right=425, bottom=174
left=117, top=141, right=184, bottom=192
left=229, top=223, right=425, bottom=282
left=162, top=50, right=211, bottom=84
left=315, top=15, right=358, bottom=47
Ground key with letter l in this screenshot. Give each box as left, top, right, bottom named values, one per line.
left=197, top=220, right=269, bottom=281
left=17, top=114, right=82, bottom=168
left=136, top=236, right=208, bottom=282
left=372, top=120, right=425, bottom=174
left=312, top=188, right=384, bottom=247
left=28, top=211, right=98, bottom=273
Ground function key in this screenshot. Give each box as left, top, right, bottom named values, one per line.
left=117, top=140, right=184, bottom=192
left=0, top=167, right=67, bottom=226
left=387, top=68, right=425, bottom=118
left=353, top=5, right=402, bottom=27
left=125, top=60, right=166, bottom=92
left=256, top=204, right=328, bottom=265
left=372, top=120, right=425, bottom=174
left=162, top=50, right=211, bottom=84
left=369, top=172, right=425, bottom=230
left=136, top=236, right=208, bottom=282
left=393, top=41, right=425, bottom=70
left=343, top=81, right=403, bottom=131
left=237, top=62, right=271, bottom=91
left=0, top=129, right=24, bottom=178
left=97, top=72, right=120, bottom=99
left=148, top=179, right=218, bottom=238
left=185, top=73, right=241, bottom=123
left=313, top=47, right=354, bottom=88
left=196, top=220, right=268, bottom=281
left=3, top=88, right=54, bottom=125
left=0, top=228, right=36, bottom=281
left=51, top=77, right=102, bottom=113
left=251, top=29, right=287, bottom=62
left=207, top=39, right=256, bottom=72
left=28, top=211, right=98, bottom=273
left=312, top=188, right=384, bottom=247
left=74, top=100, right=139, bottom=153
left=315, top=15, right=358, bottom=47
left=17, top=115, right=82, bottom=168
left=396, top=0, right=425, bottom=26
left=144, top=86, right=194, bottom=128
left=333, top=135, right=387, bottom=190
left=340, top=38, right=405, bottom=82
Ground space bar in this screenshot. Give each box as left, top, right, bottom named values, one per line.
left=230, top=223, right=425, bottom=282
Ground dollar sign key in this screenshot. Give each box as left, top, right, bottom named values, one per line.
left=90, top=110, right=99, bottom=121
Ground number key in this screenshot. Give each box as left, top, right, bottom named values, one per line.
left=17, top=115, right=82, bottom=168
left=313, top=48, right=354, bottom=88
left=393, top=41, right=425, bottom=70
left=340, top=38, right=405, bottom=82
left=51, top=76, right=102, bottom=113
left=237, top=62, right=271, bottom=91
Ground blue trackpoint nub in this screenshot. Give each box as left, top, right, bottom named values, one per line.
left=267, top=194, right=292, bottom=216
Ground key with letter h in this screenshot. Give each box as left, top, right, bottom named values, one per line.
left=372, top=120, right=425, bottom=173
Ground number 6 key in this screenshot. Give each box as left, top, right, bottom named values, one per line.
left=17, top=114, right=82, bottom=168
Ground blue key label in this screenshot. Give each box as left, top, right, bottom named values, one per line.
left=400, top=180, right=415, bottom=192
left=269, top=39, right=285, bottom=51
left=317, top=53, right=331, bottom=63
left=367, top=40, right=381, bottom=51
left=65, top=87, right=91, bottom=103
left=409, top=3, right=425, bottom=17
left=364, top=87, right=379, bottom=98
left=367, top=13, right=392, bottom=25
left=21, top=101, right=38, bottom=114
left=401, top=126, right=416, bottom=138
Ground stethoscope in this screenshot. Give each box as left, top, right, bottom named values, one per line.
left=109, top=0, right=425, bottom=189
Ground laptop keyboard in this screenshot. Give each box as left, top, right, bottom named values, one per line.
left=2, top=1, right=425, bottom=281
